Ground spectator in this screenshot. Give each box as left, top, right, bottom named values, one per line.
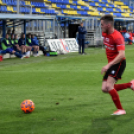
left=19, top=33, right=31, bottom=57
left=7, top=29, right=12, bottom=39
left=27, top=33, right=39, bottom=57
left=128, top=30, right=133, bottom=45
left=12, top=29, right=15, bottom=35
left=14, top=34, right=22, bottom=52
left=31, top=34, right=47, bottom=56
left=124, top=30, right=133, bottom=45
left=78, top=21, right=87, bottom=54
left=1, top=34, right=23, bottom=59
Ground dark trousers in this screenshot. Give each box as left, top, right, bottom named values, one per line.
left=39, top=46, right=47, bottom=55
left=78, top=39, right=85, bottom=53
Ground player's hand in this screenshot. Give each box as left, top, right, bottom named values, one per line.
left=101, top=64, right=110, bottom=75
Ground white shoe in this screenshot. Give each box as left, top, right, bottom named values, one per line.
left=20, top=56, right=24, bottom=59
left=111, top=109, right=126, bottom=115
left=23, top=55, right=26, bottom=58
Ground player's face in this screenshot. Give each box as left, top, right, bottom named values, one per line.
left=22, top=34, right=25, bottom=38
left=101, top=20, right=109, bottom=33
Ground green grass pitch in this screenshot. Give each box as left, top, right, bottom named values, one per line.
left=0, top=45, right=134, bottom=134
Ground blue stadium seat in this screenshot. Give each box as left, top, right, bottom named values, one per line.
left=32, top=8, right=37, bottom=13
left=25, top=7, right=30, bottom=13
left=20, top=7, right=25, bottom=13
left=108, top=4, right=115, bottom=8
left=116, top=8, right=122, bottom=12
left=97, top=7, right=103, bottom=12
left=99, top=3, right=107, bottom=7
left=91, top=0, right=99, bottom=2
left=13, top=6, right=17, bottom=12
left=89, top=3, right=96, bottom=6
left=106, top=8, right=113, bottom=12
left=1, top=6, right=7, bottom=12
left=19, top=1, right=25, bottom=6
left=113, top=13, right=122, bottom=17
left=81, top=6, right=89, bottom=10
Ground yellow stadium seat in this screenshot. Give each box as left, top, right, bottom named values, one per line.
left=25, top=1, right=31, bottom=6
left=52, top=3, right=59, bottom=8
left=44, top=0, right=51, bottom=3
left=67, top=5, right=70, bottom=8
left=121, top=6, right=129, bottom=9
left=7, top=6, right=16, bottom=12
left=77, top=6, right=81, bottom=9
left=103, top=8, right=106, bottom=11
left=95, top=3, right=99, bottom=6
left=69, top=0, right=73, bottom=4
left=114, top=1, right=124, bottom=6
left=36, top=8, right=44, bottom=14
left=0, top=0, right=6, bottom=5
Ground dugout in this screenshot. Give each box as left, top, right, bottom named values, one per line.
left=0, top=13, right=56, bottom=46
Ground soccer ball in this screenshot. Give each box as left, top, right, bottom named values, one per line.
left=20, top=100, right=35, bottom=113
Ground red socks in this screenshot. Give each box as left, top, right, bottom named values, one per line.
left=114, top=83, right=132, bottom=91
left=109, top=89, right=123, bottom=110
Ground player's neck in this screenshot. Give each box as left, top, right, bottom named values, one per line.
left=108, top=27, right=114, bottom=34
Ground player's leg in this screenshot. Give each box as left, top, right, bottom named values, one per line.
left=101, top=81, right=108, bottom=93
left=107, top=76, right=126, bottom=115
left=25, top=46, right=32, bottom=57
left=114, top=82, right=132, bottom=91
left=78, top=39, right=82, bottom=54
left=36, top=46, right=39, bottom=56
left=20, top=45, right=26, bottom=56
left=113, top=60, right=134, bottom=91
left=11, top=49, right=23, bottom=58
left=82, top=39, right=85, bottom=54
left=32, top=45, right=37, bottom=57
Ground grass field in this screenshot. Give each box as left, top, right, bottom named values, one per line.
left=0, top=45, right=134, bottom=134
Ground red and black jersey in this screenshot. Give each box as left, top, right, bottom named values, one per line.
left=102, top=30, right=125, bottom=63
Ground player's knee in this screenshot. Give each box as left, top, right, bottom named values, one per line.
left=101, top=87, right=108, bottom=93
left=106, top=84, right=113, bottom=91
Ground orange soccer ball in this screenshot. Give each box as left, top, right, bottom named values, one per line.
left=20, top=100, right=35, bottom=113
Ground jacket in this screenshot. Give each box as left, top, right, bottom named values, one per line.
left=78, top=26, right=87, bottom=39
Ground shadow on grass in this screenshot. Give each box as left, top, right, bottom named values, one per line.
left=82, top=115, right=133, bottom=134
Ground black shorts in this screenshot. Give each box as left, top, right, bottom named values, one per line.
left=103, top=59, right=126, bottom=81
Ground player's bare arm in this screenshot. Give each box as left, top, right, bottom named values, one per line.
left=101, top=50, right=125, bottom=75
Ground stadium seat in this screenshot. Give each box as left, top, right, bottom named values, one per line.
left=25, top=1, right=31, bottom=6
left=1, top=0, right=6, bottom=5
left=1, top=6, right=7, bottom=12
left=7, top=6, right=16, bottom=12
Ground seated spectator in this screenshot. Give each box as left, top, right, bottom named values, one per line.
left=14, top=34, right=22, bottom=52
left=124, top=30, right=133, bottom=45
left=31, top=34, right=47, bottom=56
left=27, top=33, right=39, bottom=57
left=128, top=30, right=133, bottom=45
left=19, top=33, right=31, bottom=57
left=1, top=34, right=23, bottom=59
left=7, top=29, right=11, bottom=39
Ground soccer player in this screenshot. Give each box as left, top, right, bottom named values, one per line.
left=100, top=14, right=134, bottom=115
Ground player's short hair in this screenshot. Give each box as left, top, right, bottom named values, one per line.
left=100, top=14, right=114, bottom=26
left=21, top=33, right=25, bottom=38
